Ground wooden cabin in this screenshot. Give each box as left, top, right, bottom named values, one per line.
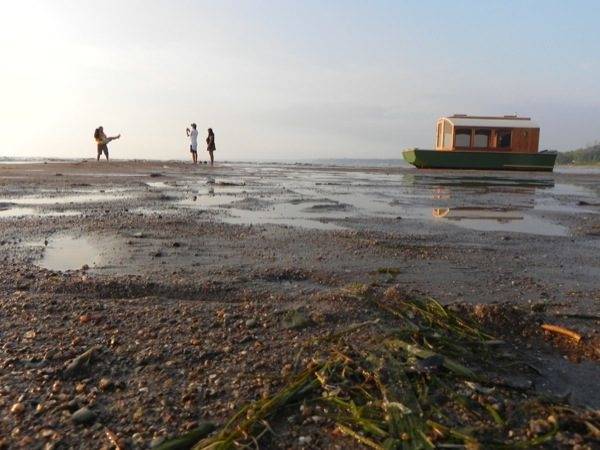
left=435, top=115, right=540, bottom=153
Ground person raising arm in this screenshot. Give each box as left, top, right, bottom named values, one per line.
left=186, top=123, right=198, bottom=164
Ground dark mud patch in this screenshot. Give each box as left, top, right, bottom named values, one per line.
left=454, top=302, right=600, bottom=408
left=255, top=267, right=337, bottom=286
left=6, top=267, right=233, bottom=301
left=461, top=303, right=600, bottom=363
left=302, top=202, right=351, bottom=213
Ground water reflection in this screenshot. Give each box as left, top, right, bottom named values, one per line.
left=430, top=206, right=567, bottom=236
left=432, top=207, right=523, bottom=222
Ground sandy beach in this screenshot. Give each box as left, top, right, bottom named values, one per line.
left=1, top=160, right=599, bottom=448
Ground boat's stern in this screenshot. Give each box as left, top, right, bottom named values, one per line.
left=402, top=148, right=420, bottom=167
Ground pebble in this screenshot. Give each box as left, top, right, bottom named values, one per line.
left=98, top=378, right=113, bottom=391
left=133, top=407, right=144, bottom=422
left=10, top=402, right=25, bottom=415
left=245, top=318, right=258, bottom=328
left=79, top=314, right=92, bottom=324
left=71, top=407, right=96, bottom=425
left=298, top=435, right=312, bottom=445
left=282, top=309, right=311, bottom=330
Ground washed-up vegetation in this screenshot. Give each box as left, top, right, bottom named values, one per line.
left=160, top=292, right=600, bottom=449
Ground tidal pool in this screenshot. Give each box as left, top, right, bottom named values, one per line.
left=37, top=236, right=104, bottom=271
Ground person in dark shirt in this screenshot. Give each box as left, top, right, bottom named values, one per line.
left=206, top=128, right=216, bottom=166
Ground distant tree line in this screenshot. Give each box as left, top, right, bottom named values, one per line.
left=557, top=141, right=600, bottom=165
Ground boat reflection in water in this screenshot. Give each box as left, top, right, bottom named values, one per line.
left=432, top=207, right=524, bottom=222
left=411, top=174, right=568, bottom=236
left=430, top=205, right=567, bottom=236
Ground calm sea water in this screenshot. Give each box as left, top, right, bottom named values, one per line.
left=1, top=156, right=599, bottom=175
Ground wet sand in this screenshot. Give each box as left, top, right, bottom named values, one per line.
left=1, top=160, right=599, bottom=448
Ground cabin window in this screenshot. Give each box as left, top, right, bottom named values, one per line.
left=455, top=128, right=471, bottom=147
left=474, top=129, right=491, bottom=148
left=497, top=130, right=511, bottom=148
left=437, top=123, right=443, bottom=148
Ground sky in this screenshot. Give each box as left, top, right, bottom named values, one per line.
left=1, top=0, right=599, bottom=160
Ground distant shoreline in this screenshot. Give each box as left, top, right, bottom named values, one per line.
left=1, top=156, right=600, bottom=171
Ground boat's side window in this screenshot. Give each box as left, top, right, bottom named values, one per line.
left=455, top=128, right=471, bottom=148
left=474, top=129, right=491, bottom=148
left=497, top=130, right=511, bottom=149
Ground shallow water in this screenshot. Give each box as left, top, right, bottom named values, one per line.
left=0, top=206, right=80, bottom=218
left=221, top=200, right=347, bottom=231
left=146, top=181, right=169, bottom=189
left=6, top=190, right=132, bottom=205
left=37, top=236, right=103, bottom=271
left=3, top=163, right=599, bottom=236
left=423, top=207, right=568, bottom=236
left=178, top=193, right=241, bottom=208
left=194, top=168, right=598, bottom=235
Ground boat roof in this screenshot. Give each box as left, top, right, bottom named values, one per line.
left=443, top=115, right=539, bottom=129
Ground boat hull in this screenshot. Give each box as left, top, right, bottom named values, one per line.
left=403, top=149, right=557, bottom=172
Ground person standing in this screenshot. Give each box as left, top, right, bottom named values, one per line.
left=206, top=128, right=216, bottom=166
left=94, top=126, right=120, bottom=161
left=186, top=123, right=198, bottom=164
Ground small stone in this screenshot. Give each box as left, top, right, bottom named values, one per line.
left=132, top=433, right=144, bottom=444
left=71, top=407, right=96, bottom=425
left=79, top=314, right=91, bottom=324
left=298, top=435, right=312, bottom=445
left=413, top=355, right=445, bottom=374
left=10, top=402, right=25, bottom=415
left=280, top=363, right=293, bottom=377
left=245, top=318, right=258, bottom=328
left=51, top=381, right=62, bottom=393
left=133, top=407, right=144, bottom=422
left=39, top=429, right=54, bottom=438
left=282, top=309, right=311, bottom=330
left=24, top=330, right=36, bottom=339
left=98, top=378, right=113, bottom=391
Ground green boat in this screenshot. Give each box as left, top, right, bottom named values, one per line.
left=403, top=115, right=557, bottom=172
left=403, top=148, right=557, bottom=172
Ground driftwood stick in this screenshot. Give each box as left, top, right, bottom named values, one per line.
left=541, top=324, right=582, bottom=343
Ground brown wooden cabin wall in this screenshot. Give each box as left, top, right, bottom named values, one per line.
left=511, top=127, right=539, bottom=153
left=434, top=119, right=539, bottom=152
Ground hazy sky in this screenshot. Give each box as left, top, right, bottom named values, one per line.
left=1, top=0, right=599, bottom=160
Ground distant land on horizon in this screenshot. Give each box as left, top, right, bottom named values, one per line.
left=556, top=142, right=600, bottom=165
left=3, top=144, right=600, bottom=166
